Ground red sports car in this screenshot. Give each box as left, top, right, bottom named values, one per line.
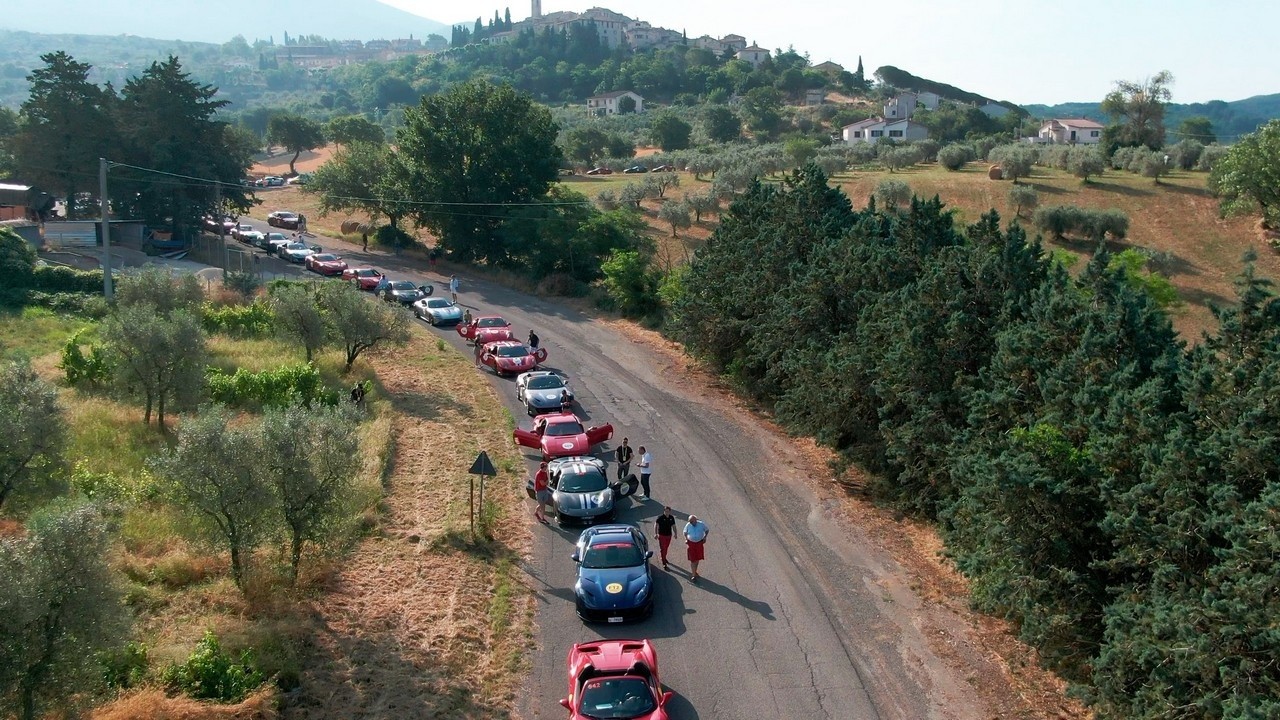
left=560, top=639, right=672, bottom=720
left=342, top=267, right=384, bottom=291
left=457, top=315, right=514, bottom=345
left=305, top=253, right=348, bottom=276
left=514, top=412, right=613, bottom=460
left=480, top=340, right=548, bottom=377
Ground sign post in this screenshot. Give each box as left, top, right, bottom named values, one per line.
left=468, top=451, right=498, bottom=540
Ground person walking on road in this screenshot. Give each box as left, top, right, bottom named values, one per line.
left=684, top=514, right=709, bottom=582
left=615, top=438, right=634, bottom=480
left=474, top=338, right=485, bottom=368
left=527, top=329, right=540, bottom=350
left=533, top=461, right=551, bottom=524
left=429, top=247, right=439, bottom=273
left=449, top=274, right=460, bottom=303
left=653, top=506, right=676, bottom=571
left=637, top=446, right=653, bottom=498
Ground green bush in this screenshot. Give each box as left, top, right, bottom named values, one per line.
left=937, top=144, right=972, bottom=171
left=162, top=630, right=264, bottom=703
left=201, top=301, right=274, bottom=338
left=598, top=249, right=660, bottom=318
left=25, top=290, right=111, bottom=318
left=223, top=271, right=262, bottom=298
left=206, top=363, right=339, bottom=409
left=31, top=265, right=105, bottom=294
left=100, top=642, right=149, bottom=690
left=60, top=329, right=112, bottom=386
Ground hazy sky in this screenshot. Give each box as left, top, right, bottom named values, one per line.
left=381, top=0, right=1278, bottom=105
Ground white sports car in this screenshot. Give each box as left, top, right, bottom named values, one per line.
left=516, top=370, right=574, bottom=416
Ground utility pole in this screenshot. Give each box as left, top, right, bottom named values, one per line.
left=99, top=157, right=112, bottom=299
left=215, top=183, right=228, bottom=277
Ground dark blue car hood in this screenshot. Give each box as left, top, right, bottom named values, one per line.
left=577, top=565, right=649, bottom=608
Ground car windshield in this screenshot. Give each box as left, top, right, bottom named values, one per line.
left=425, top=298, right=452, bottom=309
left=577, top=677, right=656, bottom=719
left=495, top=344, right=528, bottom=358
left=312, top=254, right=337, bottom=262
left=267, top=233, right=286, bottom=241
left=477, top=317, right=508, bottom=328
left=284, top=242, right=307, bottom=251
left=527, top=375, right=565, bottom=390
left=544, top=420, right=584, bottom=437
left=390, top=281, right=417, bottom=291
left=355, top=269, right=377, bottom=277
left=581, top=540, right=644, bottom=569
left=558, top=467, right=607, bottom=493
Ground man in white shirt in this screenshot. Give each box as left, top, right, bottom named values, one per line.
left=637, top=446, right=653, bottom=498
left=683, top=515, right=709, bottom=582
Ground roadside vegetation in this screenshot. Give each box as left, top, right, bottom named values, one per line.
left=0, top=229, right=531, bottom=719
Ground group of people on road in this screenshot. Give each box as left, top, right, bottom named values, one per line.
left=532, top=437, right=711, bottom=582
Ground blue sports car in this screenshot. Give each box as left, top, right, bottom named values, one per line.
left=572, top=524, right=654, bottom=623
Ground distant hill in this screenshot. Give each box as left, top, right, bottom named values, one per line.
left=0, top=0, right=448, bottom=44
left=1022, top=95, right=1280, bottom=142
left=873, top=65, right=1025, bottom=115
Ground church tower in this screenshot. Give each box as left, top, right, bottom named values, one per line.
left=532, top=0, right=542, bottom=19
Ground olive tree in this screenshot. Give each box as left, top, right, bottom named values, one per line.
left=657, top=201, right=693, bottom=238
left=151, top=407, right=274, bottom=588
left=873, top=179, right=912, bottom=209
left=1008, top=184, right=1039, bottom=219
left=0, top=504, right=127, bottom=720
left=261, top=404, right=360, bottom=583
left=990, top=144, right=1037, bottom=183
left=686, top=190, right=720, bottom=222
left=1066, top=146, right=1106, bottom=182
left=1209, top=120, right=1280, bottom=227
left=0, top=360, right=65, bottom=511
left=103, top=304, right=206, bottom=429
left=317, top=283, right=412, bottom=371
left=271, top=284, right=327, bottom=361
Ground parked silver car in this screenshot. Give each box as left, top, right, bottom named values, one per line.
left=411, top=296, right=463, bottom=325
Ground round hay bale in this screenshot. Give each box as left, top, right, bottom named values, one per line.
left=340, top=219, right=360, bottom=235
left=988, top=164, right=1003, bottom=180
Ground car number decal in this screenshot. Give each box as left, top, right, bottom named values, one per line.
left=605, top=582, right=623, bottom=594
left=562, top=442, right=574, bottom=449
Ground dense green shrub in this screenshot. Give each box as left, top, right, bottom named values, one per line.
left=162, top=630, right=264, bottom=703
left=374, top=224, right=414, bottom=250
left=31, top=265, right=104, bottom=294
left=205, top=363, right=338, bottom=409
left=60, top=330, right=112, bottom=386
left=937, top=143, right=972, bottom=171
left=222, top=271, right=262, bottom=298
left=598, top=249, right=660, bottom=318
left=99, top=642, right=149, bottom=690
left=22, top=291, right=110, bottom=318
left=201, top=301, right=274, bottom=337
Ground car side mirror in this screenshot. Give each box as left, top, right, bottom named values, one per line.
left=661, top=690, right=674, bottom=705
left=645, top=551, right=653, bottom=559
left=571, top=554, right=580, bottom=563
left=559, top=698, right=571, bottom=709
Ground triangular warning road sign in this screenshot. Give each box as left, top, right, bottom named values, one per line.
left=468, top=451, right=497, bottom=476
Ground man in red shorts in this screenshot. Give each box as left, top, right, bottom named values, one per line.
left=683, top=514, right=709, bottom=582
left=652, top=506, right=676, bottom=571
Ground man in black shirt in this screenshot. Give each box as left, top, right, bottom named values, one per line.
left=653, top=506, right=676, bottom=571
left=614, top=438, right=634, bottom=480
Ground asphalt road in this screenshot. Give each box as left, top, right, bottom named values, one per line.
left=222, top=221, right=992, bottom=720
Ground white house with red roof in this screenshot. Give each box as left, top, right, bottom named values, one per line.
left=1038, top=118, right=1104, bottom=144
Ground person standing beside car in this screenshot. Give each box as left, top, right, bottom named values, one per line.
left=637, top=446, right=653, bottom=498
left=653, top=506, right=676, bottom=571
left=614, top=438, right=634, bottom=480
left=533, top=461, right=551, bottom=524
left=449, top=274, right=460, bottom=303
